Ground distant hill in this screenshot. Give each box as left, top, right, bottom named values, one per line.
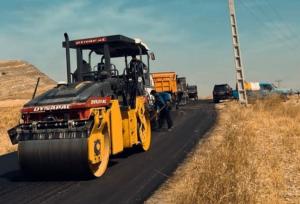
left=0, top=60, right=56, bottom=155
left=0, top=60, right=56, bottom=100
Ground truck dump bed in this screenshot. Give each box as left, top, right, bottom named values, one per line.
left=151, top=72, right=177, bottom=93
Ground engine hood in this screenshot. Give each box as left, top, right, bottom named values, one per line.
left=25, top=81, right=114, bottom=107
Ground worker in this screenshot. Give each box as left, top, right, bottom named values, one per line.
left=176, top=92, right=183, bottom=107
left=129, top=55, right=148, bottom=97
left=159, top=91, right=172, bottom=109
left=73, top=60, right=91, bottom=82
left=129, top=55, right=148, bottom=73
left=150, top=90, right=173, bottom=130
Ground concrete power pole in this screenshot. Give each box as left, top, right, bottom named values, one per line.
left=228, top=0, right=248, bottom=104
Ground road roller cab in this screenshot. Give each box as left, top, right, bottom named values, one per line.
left=8, top=33, right=155, bottom=177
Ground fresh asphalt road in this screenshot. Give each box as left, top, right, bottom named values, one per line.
left=0, top=100, right=216, bottom=204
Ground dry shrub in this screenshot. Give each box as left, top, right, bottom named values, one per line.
left=149, top=98, right=300, bottom=204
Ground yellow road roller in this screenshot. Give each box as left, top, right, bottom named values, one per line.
left=8, top=33, right=155, bottom=177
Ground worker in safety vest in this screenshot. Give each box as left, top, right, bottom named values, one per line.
left=150, top=90, right=173, bottom=130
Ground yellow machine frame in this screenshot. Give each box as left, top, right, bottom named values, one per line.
left=87, top=96, right=151, bottom=177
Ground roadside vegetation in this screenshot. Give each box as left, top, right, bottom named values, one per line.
left=0, top=106, right=20, bottom=155
left=0, top=60, right=55, bottom=155
left=149, top=96, right=300, bottom=203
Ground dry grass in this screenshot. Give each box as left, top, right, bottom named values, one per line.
left=0, top=106, right=20, bottom=155
left=0, top=60, right=55, bottom=155
left=148, top=97, right=300, bottom=204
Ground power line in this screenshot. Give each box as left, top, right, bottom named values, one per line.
left=262, top=0, right=300, bottom=46
left=239, top=0, right=297, bottom=51
left=238, top=1, right=283, bottom=42
left=255, top=0, right=299, bottom=49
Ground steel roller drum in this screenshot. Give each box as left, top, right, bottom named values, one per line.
left=18, top=138, right=91, bottom=176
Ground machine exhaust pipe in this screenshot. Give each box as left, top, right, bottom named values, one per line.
left=103, top=44, right=111, bottom=77
left=64, top=33, right=71, bottom=84
left=32, top=77, right=40, bottom=99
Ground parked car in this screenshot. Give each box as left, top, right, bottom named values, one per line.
left=213, top=84, right=233, bottom=103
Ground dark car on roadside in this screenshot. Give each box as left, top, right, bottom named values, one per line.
left=213, top=84, right=233, bottom=103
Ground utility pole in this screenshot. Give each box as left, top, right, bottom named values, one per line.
left=228, top=0, right=248, bottom=104
left=275, top=79, right=282, bottom=88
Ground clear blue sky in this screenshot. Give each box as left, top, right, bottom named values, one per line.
left=0, top=0, right=299, bottom=96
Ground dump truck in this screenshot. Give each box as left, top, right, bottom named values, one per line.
left=151, top=72, right=177, bottom=94
left=151, top=71, right=178, bottom=109
left=8, top=33, right=155, bottom=177
left=187, top=85, right=198, bottom=100
left=176, top=77, right=189, bottom=105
